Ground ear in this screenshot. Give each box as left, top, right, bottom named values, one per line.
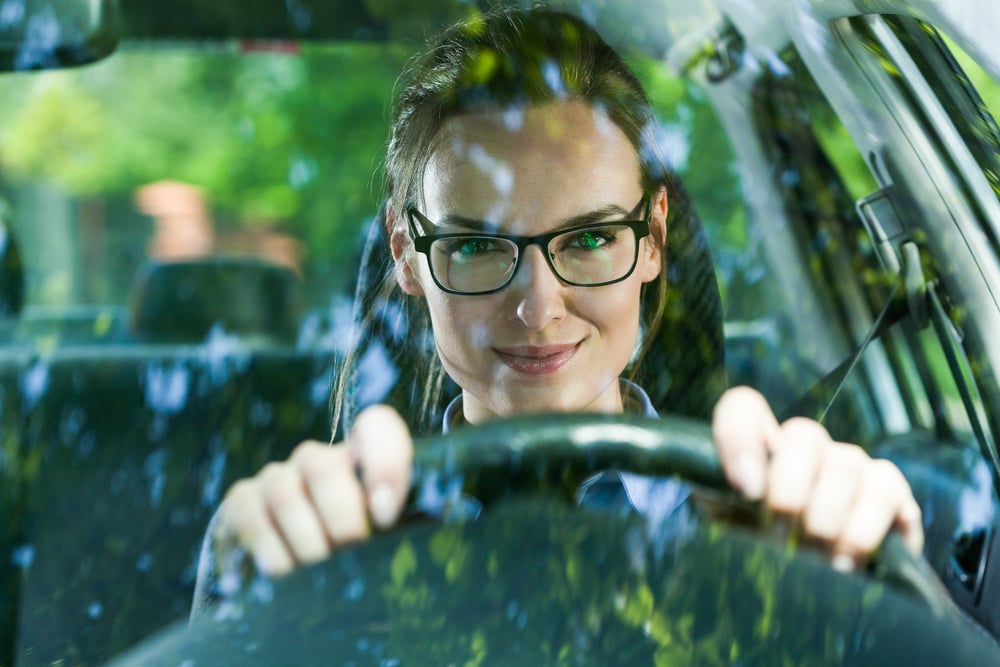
left=638, top=187, right=668, bottom=283
left=388, top=206, right=425, bottom=297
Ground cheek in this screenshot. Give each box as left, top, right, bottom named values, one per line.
left=608, top=278, right=644, bottom=316
left=592, top=281, right=644, bottom=347
left=423, top=293, right=496, bottom=356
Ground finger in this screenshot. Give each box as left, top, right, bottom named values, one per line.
left=836, top=459, right=924, bottom=563
left=218, top=479, right=295, bottom=577
left=801, top=443, right=866, bottom=545
left=712, top=386, right=780, bottom=500
left=765, top=418, right=827, bottom=515
left=292, top=441, right=371, bottom=545
left=348, top=405, right=414, bottom=529
left=258, top=461, right=332, bottom=567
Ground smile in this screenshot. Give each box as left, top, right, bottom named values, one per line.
left=492, top=343, right=581, bottom=376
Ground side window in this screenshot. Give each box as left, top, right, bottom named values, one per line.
left=793, top=37, right=980, bottom=444
left=873, top=16, right=1000, bottom=447
left=748, top=47, right=898, bottom=446
left=768, top=40, right=980, bottom=446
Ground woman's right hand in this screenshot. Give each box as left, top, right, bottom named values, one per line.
left=212, top=405, right=414, bottom=577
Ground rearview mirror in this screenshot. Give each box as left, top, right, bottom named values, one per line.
left=0, top=0, right=118, bottom=71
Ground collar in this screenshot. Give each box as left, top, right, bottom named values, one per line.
left=441, top=378, right=657, bottom=434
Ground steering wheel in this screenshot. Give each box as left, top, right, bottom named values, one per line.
left=107, top=413, right=994, bottom=667
left=406, top=412, right=953, bottom=613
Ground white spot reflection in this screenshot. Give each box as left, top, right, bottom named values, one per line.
left=958, top=456, right=997, bottom=531
left=11, top=544, right=34, bottom=568
left=144, top=364, right=190, bottom=415
left=343, top=577, right=365, bottom=601
left=0, top=0, right=25, bottom=27
left=591, top=103, right=617, bottom=139
left=467, top=143, right=514, bottom=197
left=542, top=59, right=567, bottom=96
left=15, top=4, right=60, bottom=69
left=469, top=322, right=490, bottom=349
left=200, top=324, right=251, bottom=386
left=21, top=359, right=49, bottom=412
left=355, top=340, right=396, bottom=407
left=659, top=123, right=691, bottom=172
left=502, top=107, right=525, bottom=131
left=135, top=552, right=152, bottom=573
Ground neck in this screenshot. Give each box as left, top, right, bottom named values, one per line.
left=459, top=380, right=625, bottom=425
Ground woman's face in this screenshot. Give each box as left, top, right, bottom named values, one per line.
left=392, top=100, right=666, bottom=423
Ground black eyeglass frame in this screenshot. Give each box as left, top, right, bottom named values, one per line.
left=406, top=196, right=652, bottom=296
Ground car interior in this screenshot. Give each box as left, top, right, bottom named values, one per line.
left=1, top=0, right=1000, bottom=665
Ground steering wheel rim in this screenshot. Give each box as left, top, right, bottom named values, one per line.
left=408, top=412, right=957, bottom=619
left=408, top=412, right=726, bottom=510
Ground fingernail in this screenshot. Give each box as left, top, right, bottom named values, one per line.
left=369, top=483, right=398, bottom=529
left=734, top=452, right=765, bottom=500
left=832, top=554, right=857, bottom=573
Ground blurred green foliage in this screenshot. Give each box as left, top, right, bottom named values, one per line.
left=0, top=43, right=411, bottom=297
left=0, top=41, right=745, bottom=305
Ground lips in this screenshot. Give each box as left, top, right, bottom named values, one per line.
left=492, top=343, right=580, bottom=376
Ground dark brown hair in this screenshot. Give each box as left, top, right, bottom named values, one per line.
left=332, top=6, right=673, bottom=437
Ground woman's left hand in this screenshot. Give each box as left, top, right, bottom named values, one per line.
left=711, top=386, right=924, bottom=570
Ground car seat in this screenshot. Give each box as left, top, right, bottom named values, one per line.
left=5, top=256, right=331, bottom=664
left=129, top=256, right=303, bottom=344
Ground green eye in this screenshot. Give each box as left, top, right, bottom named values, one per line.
left=440, top=237, right=500, bottom=259
left=569, top=231, right=612, bottom=249
left=458, top=239, right=489, bottom=255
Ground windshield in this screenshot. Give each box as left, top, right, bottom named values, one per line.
left=2, top=2, right=1000, bottom=666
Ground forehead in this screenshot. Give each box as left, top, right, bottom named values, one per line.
left=421, top=100, right=642, bottom=225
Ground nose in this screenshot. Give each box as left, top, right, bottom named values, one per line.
left=510, top=245, right=566, bottom=330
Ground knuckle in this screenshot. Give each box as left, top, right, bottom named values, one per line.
left=224, top=478, right=256, bottom=505
left=824, top=442, right=869, bottom=472
left=712, top=386, right=768, bottom=422
left=865, top=459, right=909, bottom=496
left=779, top=417, right=831, bottom=442
left=298, top=445, right=352, bottom=483
left=258, top=461, right=289, bottom=484
left=835, top=442, right=867, bottom=460
left=259, top=468, right=303, bottom=511
left=351, top=405, right=411, bottom=448
left=225, top=503, right=270, bottom=545
left=869, top=457, right=903, bottom=479
left=718, top=385, right=766, bottom=406
left=289, top=440, right=333, bottom=465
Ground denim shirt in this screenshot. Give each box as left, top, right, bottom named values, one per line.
left=441, top=379, right=691, bottom=525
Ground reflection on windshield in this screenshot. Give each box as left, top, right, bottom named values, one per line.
left=2, top=6, right=999, bottom=666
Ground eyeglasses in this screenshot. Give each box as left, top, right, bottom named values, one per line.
left=406, top=196, right=651, bottom=295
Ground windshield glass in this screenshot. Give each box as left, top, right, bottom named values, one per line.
left=1, top=3, right=999, bottom=666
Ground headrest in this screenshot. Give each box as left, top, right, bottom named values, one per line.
left=129, top=257, right=302, bottom=343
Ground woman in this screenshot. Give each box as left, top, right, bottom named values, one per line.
left=194, top=7, right=923, bottom=610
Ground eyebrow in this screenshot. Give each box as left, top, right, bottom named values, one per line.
left=432, top=202, right=636, bottom=234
